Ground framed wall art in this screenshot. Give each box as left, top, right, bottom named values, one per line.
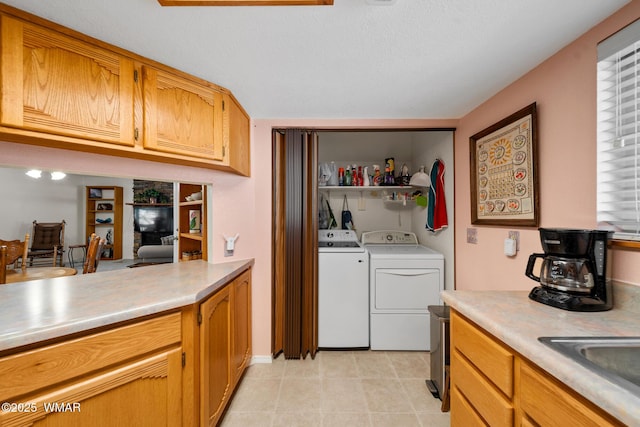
left=470, top=102, right=539, bottom=226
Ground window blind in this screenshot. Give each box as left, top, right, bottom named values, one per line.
left=597, top=19, right=640, bottom=240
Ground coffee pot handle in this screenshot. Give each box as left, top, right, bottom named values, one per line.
left=525, top=253, right=545, bottom=282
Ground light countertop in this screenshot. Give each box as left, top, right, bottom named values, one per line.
left=0, top=259, right=254, bottom=354
left=442, top=284, right=640, bottom=426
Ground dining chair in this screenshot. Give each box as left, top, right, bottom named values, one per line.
left=0, top=233, right=30, bottom=272
left=83, top=233, right=105, bottom=274
left=27, top=220, right=65, bottom=267
left=1, top=246, right=7, bottom=284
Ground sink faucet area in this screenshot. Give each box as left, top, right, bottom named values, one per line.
left=539, top=337, right=640, bottom=396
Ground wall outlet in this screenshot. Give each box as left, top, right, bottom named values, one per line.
left=467, top=228, right=478, bottom=244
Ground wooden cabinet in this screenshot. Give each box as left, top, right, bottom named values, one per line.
left=0, top=313, right=183, bottom=426
left=197, top=268, right=252, bottom=426
left=223, top=93, right=251, bottom=177
left=519, top=360, right=622, bottom=427
left=178, top=183, right=207, bottom=261
left=450, top=310, right=514, bottom=427
left=0, top=4, right=250, bottom=176
left=0, top=15, right=135, bottom=146
left=0, top=264, right=252, bottom=427
left=450, top=310, right=624, bottom=427
left=231, top=269, right=252, bottom=385
left=142, top=66, right=224, bottom=161
left=86, top=186, right=123, bottom=260
left=199, top=285, right=231, bottom=427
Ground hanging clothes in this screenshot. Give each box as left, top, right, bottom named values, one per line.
left=427, top=159, right=448, bottom=232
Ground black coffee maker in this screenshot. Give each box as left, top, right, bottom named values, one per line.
left=525, top=228, right=613, bottom=312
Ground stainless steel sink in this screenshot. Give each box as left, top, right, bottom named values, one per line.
left=538, top=337, right=640, bottom=395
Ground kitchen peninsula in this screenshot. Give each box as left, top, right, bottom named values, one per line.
left=0, top=259, right=253, bottom=426
left=442, top=284, right=640, bottom=426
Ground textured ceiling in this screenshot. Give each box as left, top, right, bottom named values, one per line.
left=3, top=0, right=630, bottom=119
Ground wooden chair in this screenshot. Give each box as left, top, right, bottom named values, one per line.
left=27, top=220, right=65, bottom=267
left=83, top=233, right=105, bottom=274
left=1, top=246, right=7, bottom=284
left=0, top=233, right=30, bottom=272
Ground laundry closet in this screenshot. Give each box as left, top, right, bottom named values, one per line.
left=317, top=130, right=455, bottom=293
left=316, top=130, right=455, bottom=351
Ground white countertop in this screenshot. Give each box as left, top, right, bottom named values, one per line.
left=441, top=286, right=640, bottom=426
left=0, top=259, right=254, bottom=354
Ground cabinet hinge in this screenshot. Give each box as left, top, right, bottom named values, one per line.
left=182, top=352, right=186, bottom=367
left=134, top=70, right=138, bottom=82
left=197, top=311, right=202, bottom=325
left=134, top=128, right=139, bottom=140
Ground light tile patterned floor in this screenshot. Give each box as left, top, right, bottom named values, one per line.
left=221, top=350, right=450, bottom=427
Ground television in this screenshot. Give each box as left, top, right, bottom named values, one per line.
left=134, top=207, right=174, bottom=233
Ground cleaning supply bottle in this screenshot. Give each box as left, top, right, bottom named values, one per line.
left=363, top=166, right=370, bottom=186
left=373, top=165, right=382, bottom=186
left=345, top=167, right=352, bottom=186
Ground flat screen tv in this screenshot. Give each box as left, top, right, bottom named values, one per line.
left=134, top=207, right=174, bottom=233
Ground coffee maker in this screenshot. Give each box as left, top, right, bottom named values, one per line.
left=525, top=228, right=613, bottom=312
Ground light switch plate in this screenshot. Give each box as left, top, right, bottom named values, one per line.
left=467, top=228, right=478, bottom=244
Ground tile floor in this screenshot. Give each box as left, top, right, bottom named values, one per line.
left=221, top=350, right=450, bottom=427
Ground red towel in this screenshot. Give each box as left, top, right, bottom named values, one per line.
left=427, top=159, right=448, bottom=232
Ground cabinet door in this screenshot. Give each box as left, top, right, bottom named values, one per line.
left=231, top=269, right=252, bottom=385
left=142, top=66, right=224, bottom=161
left=0, top=16, right=135, bottom=146
left=200, top=287, right=231, bottom=427
left=223, top=93, right=251, bottom=176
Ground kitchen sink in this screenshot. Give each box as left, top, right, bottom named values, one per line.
left=538, top=337, right=640, bottom=395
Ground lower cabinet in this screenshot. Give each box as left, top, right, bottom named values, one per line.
left=0, top=267, right=252, bottom=427
left=450, top=310, right=514, bottom=427
left=450, top=310, right=623, bottom=427
left=197, top=268, right=252, bottom=427
left=231, top=269, right=252, bottom=385
left=0, top=313, right=183, bottom=426
left=519, top=360, right=623, bottom=427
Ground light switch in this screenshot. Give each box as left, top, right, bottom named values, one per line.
left=467, top=228, right=478, bottom=244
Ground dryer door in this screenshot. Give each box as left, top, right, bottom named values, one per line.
left=372, top=268, right=441, bottom=312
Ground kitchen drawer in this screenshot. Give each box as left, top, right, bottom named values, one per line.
left=451, top=311, right=514, bottom=397
left=520, top=360, right=623, bottom=427
left=451, top=350, right=513, bottom=427
left=450, top=381, right=488, bottom=427
left=0, top=312, right=181, bottom=400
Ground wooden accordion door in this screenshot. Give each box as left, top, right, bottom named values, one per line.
left=272, top=129, right=318, bottom=359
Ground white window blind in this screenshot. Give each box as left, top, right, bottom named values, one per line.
left=597, top=19, right=640, bottom=241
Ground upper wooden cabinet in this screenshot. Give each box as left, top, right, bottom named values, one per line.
left=0, top=15, right=135, bottom=146
left=142, top=66, right=224, bottom=161
left=159, top=0, right=333, bottom=5
left=223, top=93, right=251, bottom=176
left=0, top=4, right=250, bottom=176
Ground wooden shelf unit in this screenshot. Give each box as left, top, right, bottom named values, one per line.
left=178, top=183, right=207, bottom=261
left=86, top=186, right=123, bottom=260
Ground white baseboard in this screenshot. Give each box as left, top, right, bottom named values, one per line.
left=250, top=355, right=273, bottom=364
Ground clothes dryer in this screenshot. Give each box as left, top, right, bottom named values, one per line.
left=362, top=231, right=444, bottom=351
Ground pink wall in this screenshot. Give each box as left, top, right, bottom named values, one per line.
left=454, top=0, right=640, bottom=291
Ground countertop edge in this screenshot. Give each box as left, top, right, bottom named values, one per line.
left=0, top=259, right=254, bottom=354
left=442, top=288, right=640, bottom=425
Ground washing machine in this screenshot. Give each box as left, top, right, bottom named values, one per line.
left=318, top=230, right=369, bottom=348
left=362, top=230, right=444, bottom=351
